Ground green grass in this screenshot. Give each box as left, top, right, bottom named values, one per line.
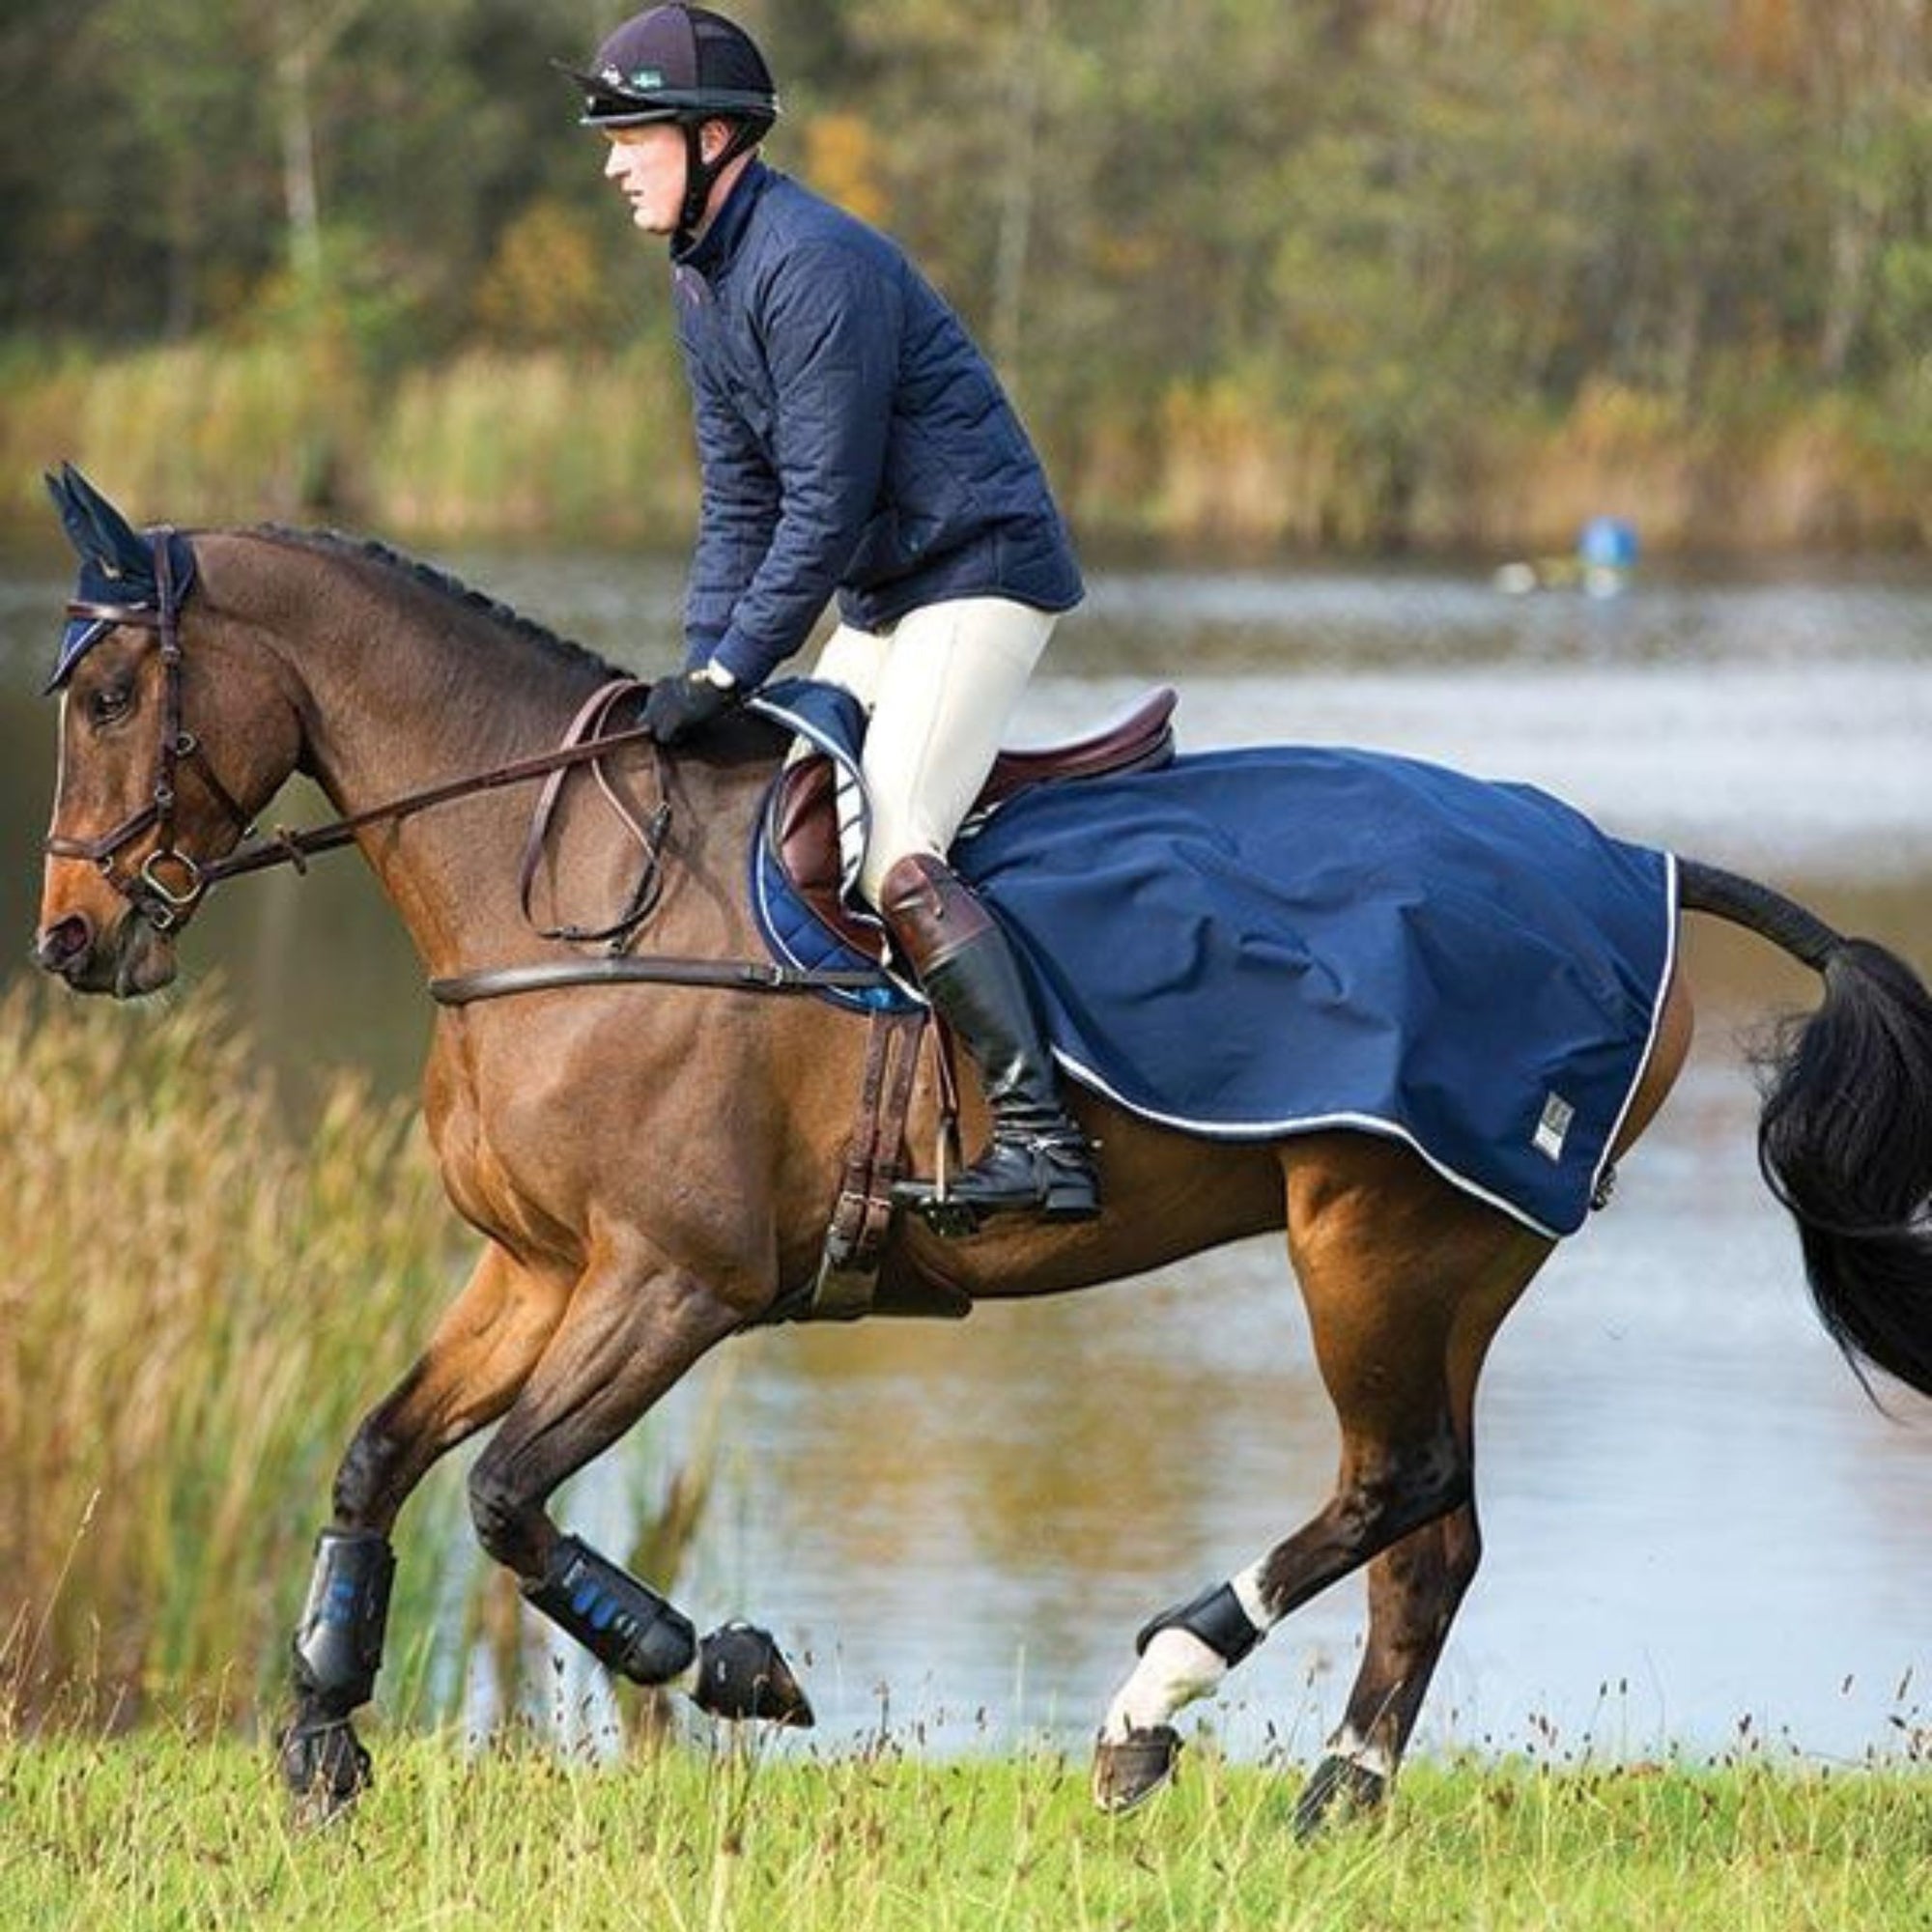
left=2, top=1726, right=1927, bottom=1931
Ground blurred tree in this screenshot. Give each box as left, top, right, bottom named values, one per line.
left=471, top=199, right=645, bottom=347
left=766, top=0, right=869, bottom=89
left=1797, top=0, right=1930, bottom=380
left=798, top=111, right=892, bottom=226
left=68, top=0, right=278, bottom=338
left=2, top=0, right=1926, bottom=546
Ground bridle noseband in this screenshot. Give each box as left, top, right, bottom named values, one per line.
left=44, top=531, right=254, bottom=931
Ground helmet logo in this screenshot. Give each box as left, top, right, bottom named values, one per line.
left=611, top=65, right=664, bottom=90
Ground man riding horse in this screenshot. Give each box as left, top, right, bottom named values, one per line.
left=569, top=2, right=1098, bottom=1224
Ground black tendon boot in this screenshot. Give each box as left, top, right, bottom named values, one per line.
left=881, top=853, right=1098, bottom=1226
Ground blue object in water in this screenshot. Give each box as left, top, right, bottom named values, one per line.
left=1578, top=516, right=1639, bottom=569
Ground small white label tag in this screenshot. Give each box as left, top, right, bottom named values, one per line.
left=1534, top=1092, right=1575, bottom=1162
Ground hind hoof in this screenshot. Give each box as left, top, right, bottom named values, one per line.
left=1293, top=1754, right=1387, bottom=1839
left=690, top=1622, right=815, bottom=1727
left=278, top=1714, right=371, bottom=1827
left=1092, top=1725, right=1181, bottom=1814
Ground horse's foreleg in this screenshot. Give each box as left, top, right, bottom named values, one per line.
left=464, top=1242, right=814, bottom=1728
left=281, top=1242, right=568, bottom=1818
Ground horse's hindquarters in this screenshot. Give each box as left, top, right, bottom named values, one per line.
left=1611, top=965, right=1694, bottom=1164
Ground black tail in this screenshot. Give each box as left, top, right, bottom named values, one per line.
left=1680, top=859, right=1932, bottom=1401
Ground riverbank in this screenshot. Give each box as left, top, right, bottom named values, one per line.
left=4, top=1727, right=1925, bottom=1931
left=5, top=335, right=1926, bottom=557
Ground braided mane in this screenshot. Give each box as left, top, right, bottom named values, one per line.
left=252, top=525, right=620, bottom=682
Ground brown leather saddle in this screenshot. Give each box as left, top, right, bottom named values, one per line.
left=768, top=686, right=1179, bottom=958
left=750, top=683, right=1179, bottom=1322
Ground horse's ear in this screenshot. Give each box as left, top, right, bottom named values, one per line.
left=43, top=464, right=93, bottom=556
left=44, top=462, right=151, bottom=583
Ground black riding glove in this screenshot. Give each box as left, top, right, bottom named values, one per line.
left=642, top=667, right=741, bottom=745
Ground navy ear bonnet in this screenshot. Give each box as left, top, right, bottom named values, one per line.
left=43, top=462, right=196, bottom=692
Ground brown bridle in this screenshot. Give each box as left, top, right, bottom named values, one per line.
left=44, top=527, right=679, bottom=938
left=44, top=531, right=253, bottom=931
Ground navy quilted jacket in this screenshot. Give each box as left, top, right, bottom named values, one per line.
left=670, top=161, right=1083, bottom=688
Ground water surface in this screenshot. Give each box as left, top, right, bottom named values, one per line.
left=4, top=549, right=1928, bottom=1766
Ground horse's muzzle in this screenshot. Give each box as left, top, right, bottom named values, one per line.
left=34, top=905, right=178, bottom=998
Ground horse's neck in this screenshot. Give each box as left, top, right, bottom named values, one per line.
left=237, top=537, right=655, bottom=974
left=268, top=558, right=584, bottom=812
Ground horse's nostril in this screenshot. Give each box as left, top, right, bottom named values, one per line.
left=35, top=913, right=94, bottom=975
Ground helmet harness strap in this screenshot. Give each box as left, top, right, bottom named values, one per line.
left=678, top=116, right=765, bottom=242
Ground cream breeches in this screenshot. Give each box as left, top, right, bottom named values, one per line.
left=807, top=597, right=1057, bottom=906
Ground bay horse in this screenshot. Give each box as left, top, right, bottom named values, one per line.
left=32, top=470, right=1932, bottom=1831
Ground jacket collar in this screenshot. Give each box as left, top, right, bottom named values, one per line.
left=673, top=157, right=771, bottom=278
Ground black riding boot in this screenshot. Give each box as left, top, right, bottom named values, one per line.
left=880, top=853, right=1099, bottom=1226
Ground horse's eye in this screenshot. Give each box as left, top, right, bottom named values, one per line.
left=86, top=680, right=134, bottom=728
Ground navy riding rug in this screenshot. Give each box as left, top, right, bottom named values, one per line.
left=751, top=683, right=1677, bottom=1240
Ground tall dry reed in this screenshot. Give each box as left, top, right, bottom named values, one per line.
left=0, top=981, right=725, bottom=1743
left=0, top=981, right=466, bottom=1726
left=8, top=333, right=1927, bottom=553
left=368, top=344, right=696, bottom=545
left=0, top=335, right=367, bottom=532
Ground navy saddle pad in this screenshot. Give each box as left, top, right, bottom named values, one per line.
left=748, top=681, right=1676, bottom=1238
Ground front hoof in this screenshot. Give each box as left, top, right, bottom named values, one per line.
left=1293, top=1754, right=1387, bottom=1840
left=1092, top=1725, right=1181, bottom=1814
left=690, top=1622, right=814, bottom=1727
left=278, top=1715, right=372, bottom=1826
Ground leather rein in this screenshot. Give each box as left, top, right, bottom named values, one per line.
left=45, top=531, right=892, bottom=1006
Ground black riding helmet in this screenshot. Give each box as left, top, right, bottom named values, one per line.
left=559, top=5, right=781, bottom=239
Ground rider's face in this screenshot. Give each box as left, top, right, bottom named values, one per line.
left=603, top=125, right=690, bottom=235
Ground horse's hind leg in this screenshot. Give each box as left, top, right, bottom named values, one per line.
left=1292, top=1225, right=1547, bottom=1835
left=463, top=1235, right=814, bottom=1730
left=281, top=1241, right=569, bottom=1817
left=1093, top=1139, right=1544, bottom=1815
left=1292, top=1505, right=1481, bottom=1833
left=1286, top=979, right=1693, bottom=1828
left=1287, top=983, right=1689, bottom=1832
